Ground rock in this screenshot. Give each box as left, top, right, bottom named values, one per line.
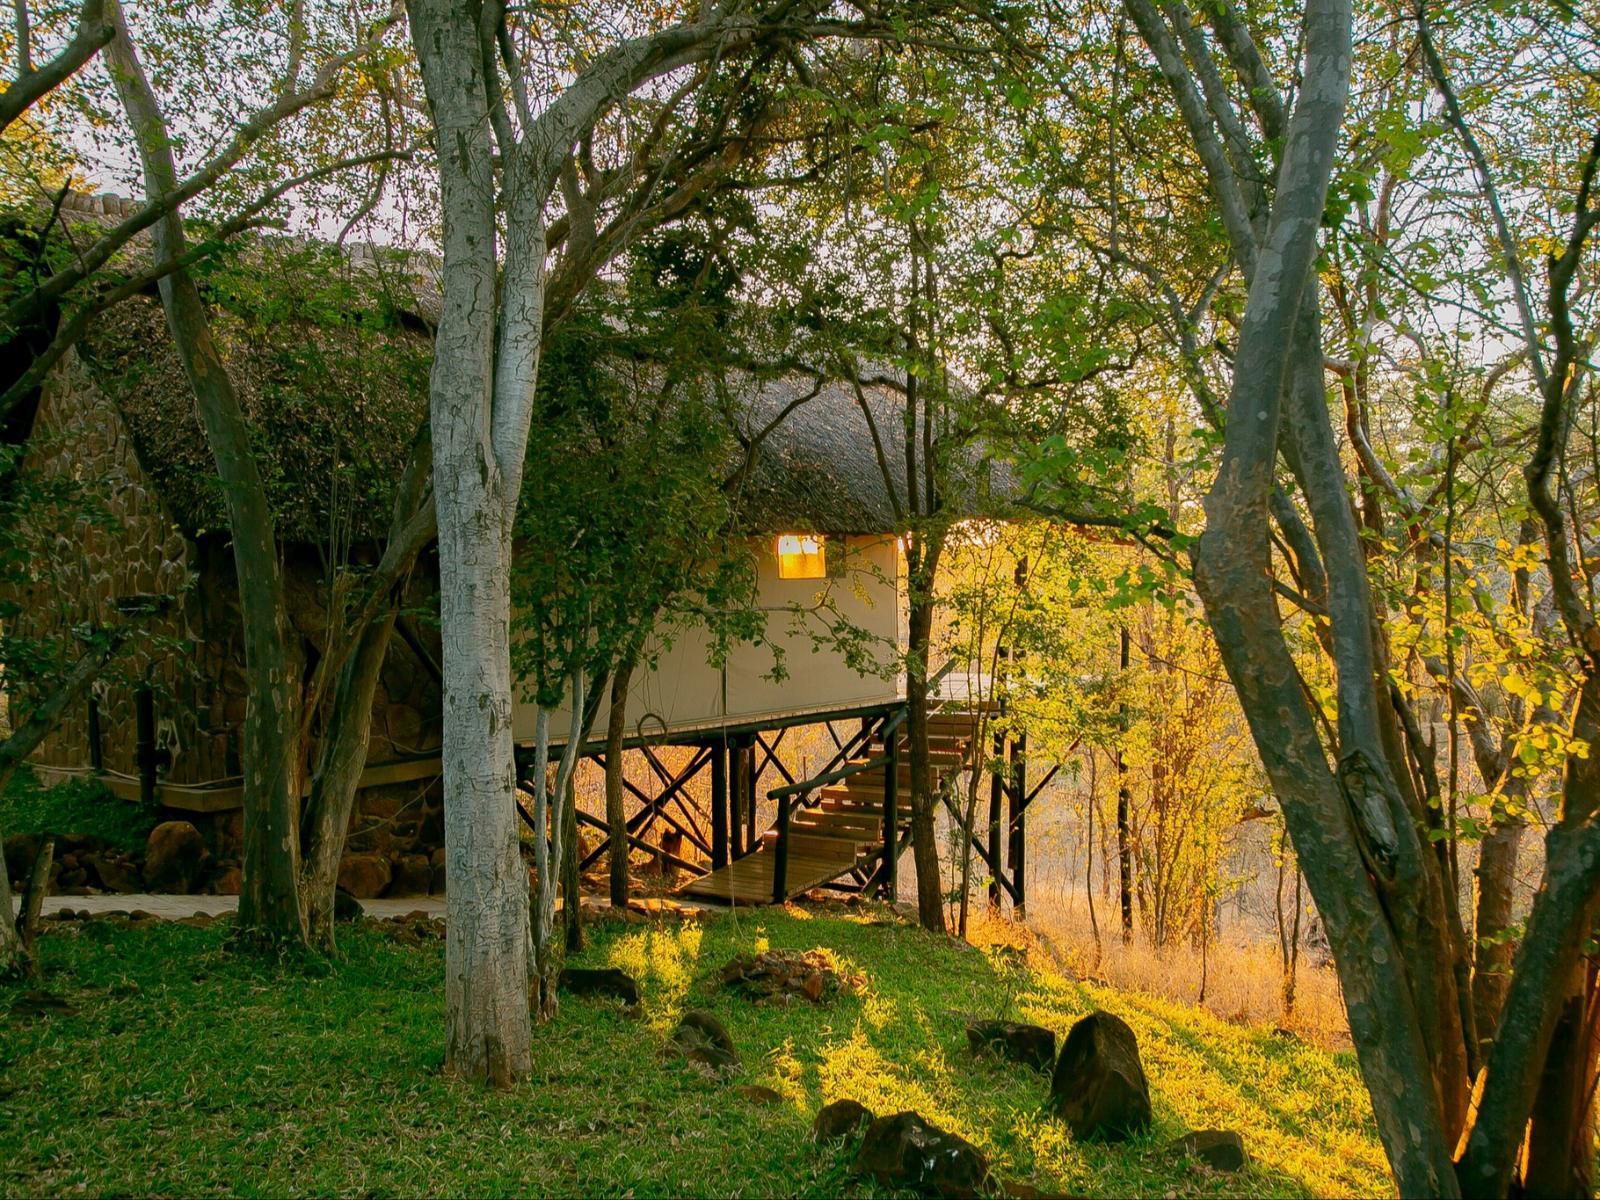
left=814, top=1099, right=875, bottom=1141
left=176, top=912, right=214, bottom=928
left=85, top=851, right=143, bottom=894
left=333, top=888, right=364, bottom=922
left=719, top=948, right=864, bottom=1005
left=853, top=1111, right=990, bottom=1198
left=429, top=847, right=446, bottom=894
left=1169, top=1129, right=1247, bottom=1172
left=7, top=990, right=76, bottom=1020
left=143, top=821, right=208, bottom=893
left=1048, top=1011, right=1152, bottom=1142
left=966, top=1020, right=1056, bottom=1073
left=336, top=853, right=392, bottom=899
left=211, top=865, right=242, bottom=896
left=559, top=966, right=642, bottom=1006
left=3, top=833, right=39, bottom=885
left=736, top=1084, right=784, bottom=1105
left=390, top=853, right=432, bottom=898
left=673, top=1009, right=739, bottom=1075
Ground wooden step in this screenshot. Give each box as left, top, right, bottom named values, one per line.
left=795, top=813, right=881, bottom=836
left=818, top=796, right=915, bottom=817
left=760, top=829, right=872, bottom=855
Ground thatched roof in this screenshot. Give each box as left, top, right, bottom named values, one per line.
left=730, top=371, right=1013, bottom=535
left=21, top=193, right=1010, bottom=544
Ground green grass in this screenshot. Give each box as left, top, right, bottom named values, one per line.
left=0, top=768, right=158, bottom=851
left=0, top=905, right=1390, bottom=1198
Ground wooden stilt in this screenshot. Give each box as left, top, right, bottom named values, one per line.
left=711, top=740, right=728, bottom=870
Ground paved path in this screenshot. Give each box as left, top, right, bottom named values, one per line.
left=42, top=892, right=715, bottom=921
left=42, top=894, right=447, bottom=920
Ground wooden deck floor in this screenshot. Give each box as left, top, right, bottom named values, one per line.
left=677, top=844, right=861, bottom=905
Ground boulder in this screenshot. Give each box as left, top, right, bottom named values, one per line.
left=143, top=821, right=208, bottom=893
left=211, top=864, right=242, bottom=896
left=85, top=851, right=143, bottom=894
left=333, top=888, right=364, bottom=922
left=4, top=833, right=39, bottom=885
left=389, top=853, right=432, bottom=898
left=1169, top=1129, right=1247, bottom=1172
left=336, top=853, right=392, bottom=899
left=814, top=1099, right=875, bottom=1141
left=559, top=966, right=642, bottom=1007
left=672, top=1009, right=739, bottom=1075
left=853, top=1111, right=989, bottom=1198
left=429, top=847, right=446, bottom=895
left=966, top=1020, right=1056, bottom=1073
left=1048, top=1011, right=1152, bottom=1141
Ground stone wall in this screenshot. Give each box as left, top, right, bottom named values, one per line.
left=9, top=346, right=449, bottom=886
left=12, top=347, right=220, bottom=782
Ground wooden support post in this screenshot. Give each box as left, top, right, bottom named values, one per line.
left=710, top=740, right=729, bottom=871
left=882, top=720, right=899, bottom=901
left=987, top=729, right=1003, bottom=906
left=134, top=683, right=157, bottom=808
left=730, top=736, right=748, bottom=861
left=742, top=735, right=759, bottom=849
left=772, top=792, right=790, bottom=903
left=1009, top=732, right=1027, bottom=916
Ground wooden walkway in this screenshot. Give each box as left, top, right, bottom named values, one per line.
left=678, top=707, right=986, bottom=905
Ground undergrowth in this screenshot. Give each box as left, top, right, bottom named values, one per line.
left=0, top=904, right=1390, bottom=1198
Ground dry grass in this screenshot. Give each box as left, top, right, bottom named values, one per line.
left=970, top=902, right=1351, bottom=1050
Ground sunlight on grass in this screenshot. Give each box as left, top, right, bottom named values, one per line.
left=2, top=908, right=1394, bottom=1199
left=816, top=1025, right=952, bottom=1128
left=603, top=921, right=704, bottom=1031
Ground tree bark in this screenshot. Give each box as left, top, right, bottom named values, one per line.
left=1471, top=807, right=1524, bottom=1044
left=408, top=0, right=531, bottom=1084
left=561, top=774, right=582, bottom=953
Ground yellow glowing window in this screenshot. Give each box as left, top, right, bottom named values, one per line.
left=776, top=533, right=827, bottom=579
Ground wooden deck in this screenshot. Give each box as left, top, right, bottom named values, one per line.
left=677, top=706, right=985, bottom=905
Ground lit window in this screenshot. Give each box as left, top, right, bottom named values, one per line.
left=776, top=533, right=827, bottom=579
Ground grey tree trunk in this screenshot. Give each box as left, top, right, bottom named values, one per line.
left=1145, top=0, right=1465, bottom=1186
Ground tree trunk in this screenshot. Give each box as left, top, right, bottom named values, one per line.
left=408, top=0, right=534, bottom=1083
left=906, top=590, right=944, bottom=933
left=107, top=2, right=307, bottom=948
left=0, top=834, right=19, bottom=972
left=301, top=612, right=399, bottom=950
left=1116, top=625, right=1134, bottom=943
left=562, top=774, right=582, bottom=953
left=605, top=657, right=635, bottom=907
left=1471, top=807, right=1525, bottom=1045
left=1523, top=962, right=1599, bottom=1199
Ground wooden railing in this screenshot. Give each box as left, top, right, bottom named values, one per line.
left=767, top=659, right=961, bottom=903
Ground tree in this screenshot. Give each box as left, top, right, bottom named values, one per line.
left=103, top=0, right=437, bottom=950
left=404, top=0, right=943, bottom=1084
left=1104, top=0, right=1600, bottom=1189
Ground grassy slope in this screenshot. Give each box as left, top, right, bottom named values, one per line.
left=0, top=905, right=1389, bottom=1198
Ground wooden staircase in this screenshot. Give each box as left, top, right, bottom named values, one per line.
left=679, top=706, right=987, bottom=905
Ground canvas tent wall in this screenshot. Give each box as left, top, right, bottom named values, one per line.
left=515, top=533, right=903, bottom=745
